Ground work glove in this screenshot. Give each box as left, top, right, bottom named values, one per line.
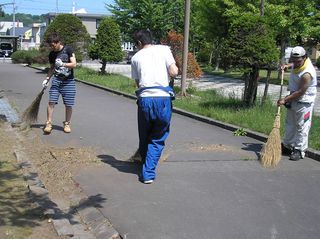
left=42, top=79, right=49, bottom=88
left=55, top=58, right=64, bottom=68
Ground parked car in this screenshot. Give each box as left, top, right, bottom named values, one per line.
left=0, top=42, right=14, bottom=57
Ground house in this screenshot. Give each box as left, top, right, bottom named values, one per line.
left=0, top=21, right=24, bottom=35
left=30, top=23, right=46, bottom=46
left=9, top=27, right=30, bottom=37
left=44, top=12, right=110, bottom=40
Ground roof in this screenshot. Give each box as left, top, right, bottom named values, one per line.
left=45, top=12, right=110, bottom=19
left=9, top=27, right=31, bottom=37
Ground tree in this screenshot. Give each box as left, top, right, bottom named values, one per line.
left=0, top=7, right=4, bottom=17
left=88, top=17, right=123, bottom=74
left=192, top=0, right=231, bottom=68
left=0, top=13, right=45, bottom=26
left=262, top=0, right=319, bottom=61
left=107, top=0, right=185, bottom=42
left=221, top=14, right=279, bottom=106
left=162, top=30, right=202, bottom=79
left=43, top=14, right=91, bottom=62
left=301, top=2, right=320, bottom=45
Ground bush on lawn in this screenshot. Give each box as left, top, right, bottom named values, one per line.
left=11, top=49, right=48, bottom=65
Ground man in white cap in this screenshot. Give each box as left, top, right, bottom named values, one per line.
left=278, top=46, right=317, bottom=160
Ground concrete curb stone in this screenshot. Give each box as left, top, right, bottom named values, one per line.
left=77, top=206, right=120, bottom=239
left=75, top=77, right=320, bottom=163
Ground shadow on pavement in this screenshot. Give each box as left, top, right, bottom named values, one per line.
left=72, top=194, right=107, bottom=211
left=97, top=154, right=140, bottom=177
left=52, top=194, right=107, bottom=224
left=30, top=123, right=65, bottom=134
left=241, top=142, right=263, bottom=159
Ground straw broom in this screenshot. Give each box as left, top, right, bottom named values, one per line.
left=21, top=87, right=46, bottom=126
left=260, top=69, right=285, bottom=168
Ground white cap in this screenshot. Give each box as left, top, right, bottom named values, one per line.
left=291, top=46, right=306, bottom=58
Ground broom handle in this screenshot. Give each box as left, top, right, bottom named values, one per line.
left=277, top=69, right=285, bottom=115
left=41, top=86, right=47, bottom=94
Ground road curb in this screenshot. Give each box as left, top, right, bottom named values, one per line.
left=75, top=77, right=320, bottom=163
left=28, top=64, right=320, bottom=162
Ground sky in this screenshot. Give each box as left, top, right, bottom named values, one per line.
left=1, top=0, right=115, bottom=15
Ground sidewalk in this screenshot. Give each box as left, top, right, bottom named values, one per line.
left=1, top=63, right=320, bottom=239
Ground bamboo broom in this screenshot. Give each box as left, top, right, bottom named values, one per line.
left=260, top=69, right=285, bottom=168
left=21, top=87, right=46, bottom=126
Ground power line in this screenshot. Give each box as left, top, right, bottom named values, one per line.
left=2, top=0, right=110, bottom=14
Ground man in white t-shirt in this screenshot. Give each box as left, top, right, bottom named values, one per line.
left=131, top=29, right=178, bottom=184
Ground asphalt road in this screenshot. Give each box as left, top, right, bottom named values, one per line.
left=1, top=63, right=320, bottom=239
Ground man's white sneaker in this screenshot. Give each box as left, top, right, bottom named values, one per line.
left=143, top=180, right=154, bottom=184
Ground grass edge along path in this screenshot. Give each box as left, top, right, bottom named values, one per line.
left=24, top=65, right=302, bottom=152
left=74, top=66, right=319, bottom=151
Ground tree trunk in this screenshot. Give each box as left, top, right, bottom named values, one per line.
left=208, top=41, right=214, bottom=67
left=261, top=67, right=272, bottom=105
left=244, top=65, right=259, bottom=106
left=100, top=60, right=107, bottom=74
left=209, top=49, right=213, bottom=66
left=260, top=0, right=265, bottom=16
left=215, top=59, right=220, bottom=71
left=277, top=38, right=286, bottom=80
left=243, top=72, right=249, bottom=101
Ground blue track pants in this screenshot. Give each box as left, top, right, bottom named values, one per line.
left=137, top=97, right=172, bottom=181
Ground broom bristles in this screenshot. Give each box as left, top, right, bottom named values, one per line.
left=260, top=114, right=282, bottom=168
left=21, top=89, right=45, bottom=125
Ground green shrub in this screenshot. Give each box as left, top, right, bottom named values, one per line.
left=43, top=14, right=91, bottom=62
left=11, top=50, right=28, bottom=63
left=11, top=49, right=48, bottom=65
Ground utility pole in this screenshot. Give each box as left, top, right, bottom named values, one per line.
left=12, top=0, right=16, bottom=36
left=72, top=0, right=76, bottom=14
left=56, top=0, right=59, bottom=15
left=181, top=0, right=191, bottom=96
left=0, top=1, right=16, bottom=36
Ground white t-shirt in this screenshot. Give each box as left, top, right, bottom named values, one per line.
left=131, top=45, right=176, bottom=97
